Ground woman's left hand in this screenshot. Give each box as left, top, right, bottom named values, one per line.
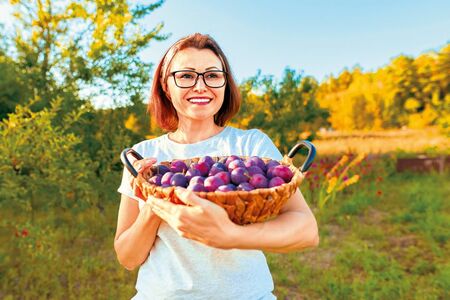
left=147, top=188, right=238, bottom=249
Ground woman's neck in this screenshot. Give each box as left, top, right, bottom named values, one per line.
left=168, top=121, right=225, bottom=144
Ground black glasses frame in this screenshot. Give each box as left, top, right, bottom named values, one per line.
left=169, top=70, right=228, bottom=88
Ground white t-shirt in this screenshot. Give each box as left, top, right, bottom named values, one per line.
left=118, top=126, right=283, bottom=300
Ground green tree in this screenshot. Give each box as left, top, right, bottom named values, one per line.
left=0, top=99, right=98, bottom=213
left=2, top=0, right=167, bottom=115
left=237, top=68, right=328, bottom=152
left=0, top=0, right=168, bottom=192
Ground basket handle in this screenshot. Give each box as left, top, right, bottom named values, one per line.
left=120, top=148, right=144, bottom=178
left=287, top=140, right=316, bottom=172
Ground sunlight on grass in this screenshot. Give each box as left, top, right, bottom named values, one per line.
left=314, top=127, right=449, bottom=155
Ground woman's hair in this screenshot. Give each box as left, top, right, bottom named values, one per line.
left=148, top=33, right=241, bottom=131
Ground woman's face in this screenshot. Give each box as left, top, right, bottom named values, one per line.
left=165, top=47, right=226, bottom=126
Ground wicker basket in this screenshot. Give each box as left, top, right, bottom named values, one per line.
left=121, top=141, right=316, bottom=225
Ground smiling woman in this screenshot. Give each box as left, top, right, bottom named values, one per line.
left=149, top=34, right=241, bottom=139
left=114, top=33, right=319, bottom=299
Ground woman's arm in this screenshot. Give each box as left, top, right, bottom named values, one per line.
left=228, top=189, right=319, bottom=253
left=114, top=195, right=162, bottom=271
left=147, top=188, right=319, bottom=253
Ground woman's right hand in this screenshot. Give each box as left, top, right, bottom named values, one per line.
left=129, top=157, right=157, bottom=200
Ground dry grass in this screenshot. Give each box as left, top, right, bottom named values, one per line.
left=314, top=127, right=450, bottom=156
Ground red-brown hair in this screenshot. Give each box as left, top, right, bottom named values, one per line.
left=148, top=33, right=241, bottom=131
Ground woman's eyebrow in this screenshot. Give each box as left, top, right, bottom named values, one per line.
left=179, top=66, right=221, bottom=70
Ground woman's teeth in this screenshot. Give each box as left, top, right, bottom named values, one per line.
left=188, top=98, right=211, bottom=103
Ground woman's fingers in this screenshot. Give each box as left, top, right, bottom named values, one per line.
left=133, top=157, right=157, bottom=174
left=128, top=157, right=156, bottom=200
left=175, top=188, right=209, bottom=207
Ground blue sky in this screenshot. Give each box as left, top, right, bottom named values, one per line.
left=0, top=1, right=449, bottom=107
left=141, top=0, right=450, bottom=82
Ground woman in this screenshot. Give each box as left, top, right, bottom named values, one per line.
left=115, top=33, right=319, bottom=299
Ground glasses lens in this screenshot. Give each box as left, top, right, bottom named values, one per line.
left=204, top=71, right=226, bottom=87
left=173, top=71, right=197, bottom=88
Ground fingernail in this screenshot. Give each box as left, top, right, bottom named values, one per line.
left=175, top=187, right=185, bottom=194
left=136, top=163, right=142, bottom=171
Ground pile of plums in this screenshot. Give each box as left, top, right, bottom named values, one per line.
left=147, top=155, right=294, bottom=192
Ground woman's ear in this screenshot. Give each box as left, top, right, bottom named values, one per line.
left=162, top=83, right=171, bottom=101
left=165, top=90, right=171, bottom=101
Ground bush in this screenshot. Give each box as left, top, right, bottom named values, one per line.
left=0, top=100, right=99, bottom=212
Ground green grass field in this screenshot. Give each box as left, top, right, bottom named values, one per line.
left=2, top=166, right=448, bottom=299
left=269, top=171, right=449, bottom=299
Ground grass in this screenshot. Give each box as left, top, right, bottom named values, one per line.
left=1, top=127, right=449, bottom=299
left=267, top=171, right=449, bottom=299
left=1, top=170, right=448, bottom=299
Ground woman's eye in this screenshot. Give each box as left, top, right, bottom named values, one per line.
left=207, top=73, right=219, bottom=78
left=180, top=73, right=194, bottom=79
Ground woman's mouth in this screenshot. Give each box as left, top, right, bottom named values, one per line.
left=187, top=97, right=212, bottom=105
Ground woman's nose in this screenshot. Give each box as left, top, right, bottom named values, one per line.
left=193, top=75, right=207, bottom=92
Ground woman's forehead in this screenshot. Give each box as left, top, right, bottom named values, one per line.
left=170, top=48, right=222, bottom=70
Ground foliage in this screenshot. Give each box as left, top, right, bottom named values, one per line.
left=0, top=202, right=135, bottom=299
left=301, top=153, right=395, bottom=213
left=0, top=100, right=98, bottom=212
left=316, top=44, right=450, bottom=131
left=0, top=2, right=449, bottom=299
left=317, top=153, right=365, bottom=210
left=267, top=170, right=449, bottom=299
left=235, top=68, right=329, bottom=152
left=1, top=0, right=167, bottom=116
left=0, top=0, right=167, bottom=183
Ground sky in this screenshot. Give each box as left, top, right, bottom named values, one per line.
left=140, top=0, right=450, bottom=82
left=0, top=0, right=449, bottom=107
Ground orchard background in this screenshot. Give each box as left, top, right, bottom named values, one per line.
left=0, top=1, right=449, bottom=299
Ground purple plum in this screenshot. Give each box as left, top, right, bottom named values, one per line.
left=230, top=167, right=250, bottom=185
left=266, top=167, right=275, bottom=179
left=217, top=184, right=237, bottom=192
left=228, top=159, right=246, bottom=171
left=170, top=160, right=188, bottom=173
left=269, top=176, right=285, bottom=188
left=251, top=156, right=267, bottom=171
left=148, top=174, right=162, bottom=186
left=199, top=156, right=215, bottom=168
left=265, top=160, right=280, bottom=173
left=204, top=176, right=225, bottom=192
left=270, top=165, right=293, bottom=182
left=170, top=173, right=188, bottom=187
left=191, top=162, right=210, bottom=177
left=208, top=162, right=228, bottom=176
left=161, top=172, right=174, bottom=186
left=155, top=165, right=170, bottom=175
left=187, top=183, right=207, bottom=192
left=215, top=171, right=231, bottom=185
left=185, top=168, right=201, bottom=180
left=189, top=176, right=205, bottom=186
left=249, top=174, right=269, bottom=189
left=225, top=155, right=241, bottom=167
left=237, top=182, right=254, bottom=191
left=247, top=165, right=264, bottom=176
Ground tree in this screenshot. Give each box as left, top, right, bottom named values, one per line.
left=316, top=43, right=449, bottom=131
left=0, top=0, right=169, bottom=180
left=2, top=0, right=168, bottom=116
left=236, top=68, right=328, bottom=152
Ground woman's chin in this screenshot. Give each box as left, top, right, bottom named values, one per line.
left=185, top=110, right=220, bottom=121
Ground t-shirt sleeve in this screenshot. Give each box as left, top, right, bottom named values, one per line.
left=250, top=130, right=283, bottom=161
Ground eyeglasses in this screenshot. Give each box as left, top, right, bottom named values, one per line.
left=169, top=70, right=227, bottom=88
